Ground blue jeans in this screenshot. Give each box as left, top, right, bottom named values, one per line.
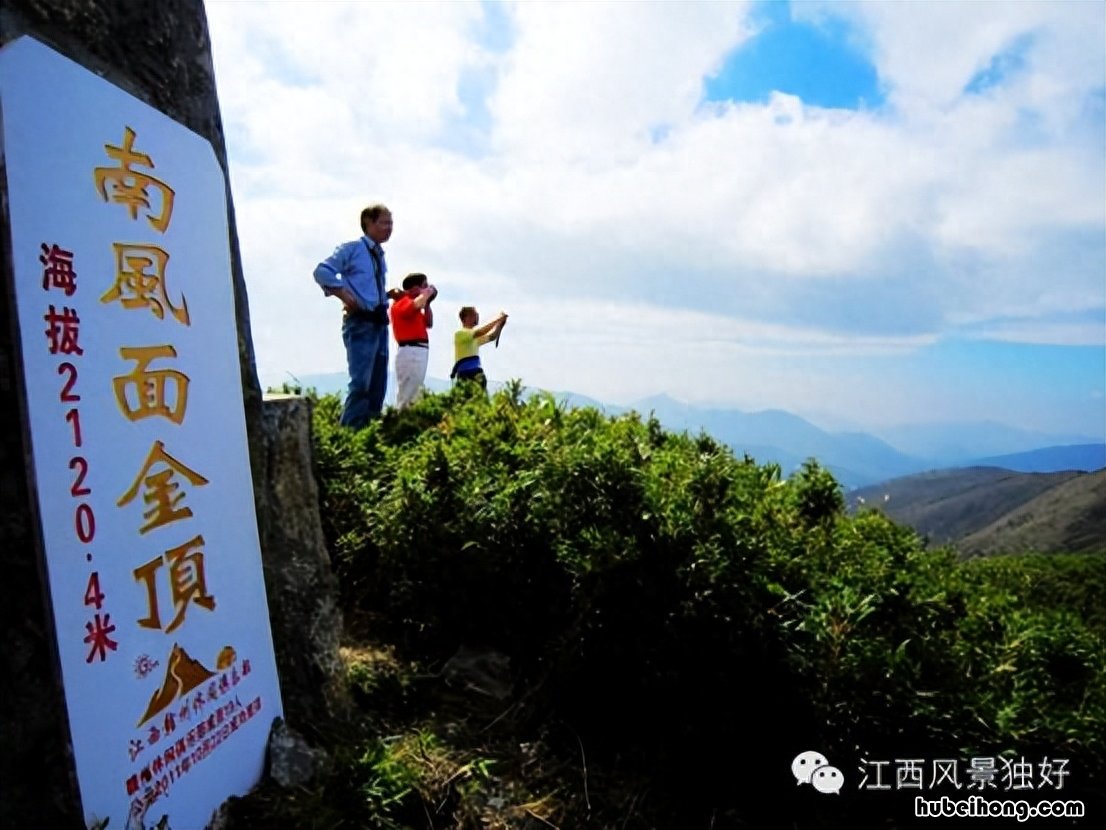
left=339, top=315, right=389, bottom=428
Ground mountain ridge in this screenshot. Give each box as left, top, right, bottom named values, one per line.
left=849, top=467, right=1105, bottom=556
left=969, top=443, right=1105, bottom=473
left=275, top=371, right=1104, bottom=487
left=958, top=469, right=1106, bottom=556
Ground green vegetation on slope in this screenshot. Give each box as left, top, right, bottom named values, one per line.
left=232, top=384, right=1106, bottom=829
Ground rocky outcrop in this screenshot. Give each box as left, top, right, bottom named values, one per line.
left=260, top=395, right=350, bottom=731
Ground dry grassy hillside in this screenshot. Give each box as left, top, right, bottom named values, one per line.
left=960, top=468, right=1106, bottom=556
left=848, top=467, right=1104, bottom=554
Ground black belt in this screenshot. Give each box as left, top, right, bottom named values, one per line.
left=345, top=306, right=389, bottom=324
left=397, top=339, right=428, bottom=348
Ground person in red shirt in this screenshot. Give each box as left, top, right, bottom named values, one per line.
left=389, top=272, right=437, bottom=409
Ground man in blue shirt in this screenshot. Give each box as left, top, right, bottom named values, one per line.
left=313, top=203, right=402, bottom=427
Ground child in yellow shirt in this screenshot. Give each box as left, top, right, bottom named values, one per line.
left=451, top=306, right=508, bottom=390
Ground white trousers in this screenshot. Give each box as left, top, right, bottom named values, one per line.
left=394, top=345, right=429, bottom=409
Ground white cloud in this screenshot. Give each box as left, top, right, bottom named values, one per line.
left=806, top=0, right=1105, bottom=116
left=204, top=0, right=1104, bottom=431
left=488, top=2, right=752, bottom=163
left=966, top=318, right=1105, bottom=348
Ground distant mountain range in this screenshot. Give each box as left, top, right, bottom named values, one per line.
left=969, top=444, right=1105, bottom=473
left=849, top=468, right=1105, bottom=556
left=276, top=372, right=1105, bottom=490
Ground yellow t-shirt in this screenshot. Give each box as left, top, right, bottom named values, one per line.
left=454, top=327, right=478, bottom=362
left=454, top=327, right=494, bottom=363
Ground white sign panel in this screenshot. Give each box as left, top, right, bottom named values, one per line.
left=0, top=37, right=283, bottom=830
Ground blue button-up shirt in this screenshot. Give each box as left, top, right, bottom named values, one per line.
left=313, top=235, right=388, bottom=311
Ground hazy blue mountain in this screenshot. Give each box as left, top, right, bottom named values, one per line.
left=267, top=375, right=1099, bottom=488
left=607, top=396, right=1101, bottom=486
left=966, top=444, right=1106, bottom=474
left=871, top=420, right=1102, bottom=465
left=527, top=387, right=618, bottom=412
left=627, top=397, right=924, bottom=488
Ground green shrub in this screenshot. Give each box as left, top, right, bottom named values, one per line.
left=310, top=386, right=1106, bottom=822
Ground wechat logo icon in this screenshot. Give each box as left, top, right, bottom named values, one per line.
left=791, top=750, right=844, bottom=795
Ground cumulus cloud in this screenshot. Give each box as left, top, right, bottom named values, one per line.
left=488, top=2, right=752, bottom=163
left=203, top=0, right=1104, bottom=426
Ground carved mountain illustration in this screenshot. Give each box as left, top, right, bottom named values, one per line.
left=137, top=643, right=215, bottom=726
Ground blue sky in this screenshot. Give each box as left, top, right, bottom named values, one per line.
left=705, top=1, right=883, bottom=110
left=204, top=0, right=1105, bottom=438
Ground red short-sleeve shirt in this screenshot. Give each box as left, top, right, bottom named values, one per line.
left=390, top=295, right=429, bottom=342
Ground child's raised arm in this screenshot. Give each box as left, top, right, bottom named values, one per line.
left=474, top=311, right=508, bottom=339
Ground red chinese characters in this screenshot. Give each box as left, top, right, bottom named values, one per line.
left=40, top=242, right=119, bottom=664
